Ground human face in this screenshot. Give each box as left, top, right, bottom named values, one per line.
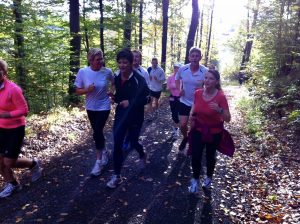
left=151, top=59, right=158, bottom=68
left=118, top=58, right=133, bottom=76
left=173, top=66, right=179, bottom=74
left=90, top=54, right=104, bottom=71
left=204, top=72, right=218, bottom=89
left=188, top=51, right=202, bottom=65
left=133, top=52, right=141, bottom=67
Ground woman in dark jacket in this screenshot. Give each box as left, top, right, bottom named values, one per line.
left=107, top=49, right=150, bottom=188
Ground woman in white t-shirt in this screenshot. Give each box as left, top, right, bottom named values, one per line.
left=74, top=48, right=114, bottom=177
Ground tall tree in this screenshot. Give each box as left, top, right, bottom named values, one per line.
left=204, top=0, right=215, bottom=66
left=185, top=0, right=199, bottom=63
left=13, top=0, right=26, bottom=90
left=139, top=0, right=143, bottom=51
left=83, top=0, right=90, bottom=55
left=123, top=0, right=133, bottom=48
left=99, top=0, right=105, bottom=55
left=69, top=0, right=81, bottom=103
left=161, top=0, right=169, bottom=71
left=240, top=0, right=260, bottom=70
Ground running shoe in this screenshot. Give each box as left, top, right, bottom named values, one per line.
left=30, top=159, right=42, bottom=182
left=202, top=177, right=212, bottom=189
left=101, top=150, right=109, bottom=166
left=106, top=175, right=123, bottom=188
left=188, top=178, right=200, bottom=193
left=90, top=159, right=104, bottom=176
left=179, top=137, right=188, bottom=151
left=0, top=183, right=21, bottom=198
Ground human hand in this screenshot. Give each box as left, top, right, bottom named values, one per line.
left=119, top=100, right=129, bottom=108
left=208, top=102, right=221, bottom=112
left=154, top=76, right=158, bottom=81
left=86, top=83, right=95, bottom=93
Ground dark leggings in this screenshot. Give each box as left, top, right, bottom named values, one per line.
left=169, top=96, right=180, bottom=124
left=191, top=130, right=222, bottom=179
left=87, top=110, right=110, bottom=150
left=113, top=122, right=145, bottom=175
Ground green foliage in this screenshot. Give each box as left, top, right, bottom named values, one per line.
left=237, top=96, right=264, bottom=138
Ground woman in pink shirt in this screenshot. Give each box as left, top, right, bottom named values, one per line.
left=166, top=63, right=182, bottom=137
left=0, top=59, right=42, bottom=198
left=188, top=69, right=231, bottom=193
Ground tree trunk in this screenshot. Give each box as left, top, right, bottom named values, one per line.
left=123, top=0, right=132, bottom=48
left=69, top=0, right=81, bottom=104
left=204, top=0, right=215, bottom=66
left=198, top=2, right=204, bottom=48
left=83, top=0, right=90, bottom=56
left=139, top=0, right=143, bottom=51
left=13, top=0, right=26, bottom=90
left=99, top=0, right=105, bottom=55
left=185, top=0, right=199, bottom=64
left=161, top=0, right=169, bottom=71
left=240, top=0, right=261, bottom=70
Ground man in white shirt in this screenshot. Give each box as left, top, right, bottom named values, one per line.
left=132, top=50, right=150, bottom=88
left=175, top=47, right=208, bottom=152
left=148, top=58, right=166, bottom=113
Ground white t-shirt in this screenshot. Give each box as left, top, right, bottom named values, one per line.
left=74, top=66, right=114, bottom=111
left=135, top=65, right=150, bottom=88
left=175, top=64, right=208, bottom=106
left=149, top=66, right=165, bottom=92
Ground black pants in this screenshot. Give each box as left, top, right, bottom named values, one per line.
left=191, top=130, right=222, bottom=179
left=169, top=96, right=180, bottom=124
left=113, top=121, right=145, bottom=175
left=87, top=110, right=110, bottom=150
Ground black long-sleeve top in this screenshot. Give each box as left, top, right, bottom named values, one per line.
left=114, top=70, right=150, bottom=126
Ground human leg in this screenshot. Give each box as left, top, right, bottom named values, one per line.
left=189, top=130, right=205, bottom=193
left=205, top=133, right=222, bottom=178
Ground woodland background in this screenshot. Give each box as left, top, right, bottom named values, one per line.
left=0, top=0, right=299, bottom=136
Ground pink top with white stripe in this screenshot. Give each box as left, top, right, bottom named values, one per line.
left=0, top=79, right=28, bottom=129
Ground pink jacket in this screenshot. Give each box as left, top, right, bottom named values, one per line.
left=0, top=79, right=28, bottom=129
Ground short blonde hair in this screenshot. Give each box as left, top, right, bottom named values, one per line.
left=0, top=59, right=8, bottom=73
left=87, top=48, right=103, bottom=64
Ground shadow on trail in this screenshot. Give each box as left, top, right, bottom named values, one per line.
left=0, top=100, right=218, bottom=223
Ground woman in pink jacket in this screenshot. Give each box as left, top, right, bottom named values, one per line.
left=0, top=59, right=42, bottom=198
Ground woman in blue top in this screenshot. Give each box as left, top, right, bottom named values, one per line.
left=75, top=48, right=114, bottom=176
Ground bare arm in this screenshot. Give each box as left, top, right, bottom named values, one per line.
left=75, top=83, right=95, bottom=95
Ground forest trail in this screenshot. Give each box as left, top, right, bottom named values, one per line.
left=0, top=86, right=299, bottom=224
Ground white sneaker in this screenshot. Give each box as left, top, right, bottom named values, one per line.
left=106, top=175, right=123, bottom=189
left=0, top=183, right=21, bottom=198
left=202, top=177, right=212, bottom=189
left=90, top=160, right=104, bottom=176
left=30, top=159, right=42, bottom=182
left=101, top=150, right=109, bottom=166
left=188, top=178, right=199, bottom=193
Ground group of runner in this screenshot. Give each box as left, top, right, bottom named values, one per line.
left=0, top=46, right=231, bottom=197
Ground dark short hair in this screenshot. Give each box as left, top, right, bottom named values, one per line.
left=116, top=48, right=133, bottom=64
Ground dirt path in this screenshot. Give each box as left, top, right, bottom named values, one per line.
left=0, top=86, right=298, bottom=224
